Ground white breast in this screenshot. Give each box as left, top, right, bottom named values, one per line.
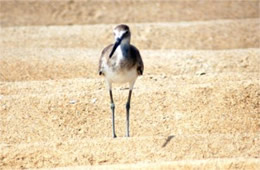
left=102, top=44, right=138, bottom=84
left=105, top=67, right=138, bottom=84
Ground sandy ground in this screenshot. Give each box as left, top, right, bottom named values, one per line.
left=0, top=0, right=260, bottom=169
left=1, top=0, right=259, bottom=27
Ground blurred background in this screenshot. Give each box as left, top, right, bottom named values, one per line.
left=1, top=0, right=259, bottom=51
left=0, top=1, right=260, bottom=169
left=1, top=0, right=259, bottom=26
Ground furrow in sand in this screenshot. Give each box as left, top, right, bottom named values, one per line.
left=1, top=80, right=259, bottom=143
left=1, top=134, right=259, bottom=169
left=48, top=158, right=260, bottom=170
left=1, top=19, right=259, bottom=49
left=1, top=0, right=259, bottom=27
left=1, top=48, right=259, bottom=81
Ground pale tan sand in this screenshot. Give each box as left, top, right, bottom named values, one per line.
left=48, top=158, right=260, bottom=170
left=0, top=0, right=259, bottom=169
left=1, top=0, right=259, bottom=27
left=1, top=19, right=259, bottom=50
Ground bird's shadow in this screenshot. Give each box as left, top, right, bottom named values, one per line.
left=162, top=135, right=175, bottom=148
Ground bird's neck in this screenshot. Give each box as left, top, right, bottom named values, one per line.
left=119, top=43, right=130, bottom=57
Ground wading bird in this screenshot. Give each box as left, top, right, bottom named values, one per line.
left=99, top=24, right=144, bottom=138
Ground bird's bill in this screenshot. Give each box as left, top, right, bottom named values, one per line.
left=109, top=38, right=121, bottom=58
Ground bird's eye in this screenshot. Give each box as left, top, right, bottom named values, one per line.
left=125, top=31, right=129, bottom=34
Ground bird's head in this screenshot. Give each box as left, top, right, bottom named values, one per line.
left=109, top=24, right=131, bottom=58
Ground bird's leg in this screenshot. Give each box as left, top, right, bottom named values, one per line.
left=109, top=90, right=117, bottom=138
left=126, top=90, right=132, bottom=137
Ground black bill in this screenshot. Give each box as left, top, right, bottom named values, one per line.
left=109, top=38, right=121, bottom=58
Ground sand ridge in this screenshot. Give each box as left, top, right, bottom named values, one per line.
left=0, top=0, right=260, bottom=169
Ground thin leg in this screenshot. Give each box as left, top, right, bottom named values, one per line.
left=110, top=90, right=117, bottom=138
left=126, top=90, right=132, bottom=137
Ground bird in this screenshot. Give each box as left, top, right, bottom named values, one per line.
left=98, top=24, right=144, bottom=138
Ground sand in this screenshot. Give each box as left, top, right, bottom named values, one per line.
left=0, top=0, right=260, bottom=169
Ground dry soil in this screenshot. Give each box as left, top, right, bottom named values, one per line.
left=0, top=0, right=260, bottom=169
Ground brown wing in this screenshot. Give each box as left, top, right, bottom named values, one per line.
left=130, top=45, right=144, bottom=75
left=98, top=44, right=113, bottom=75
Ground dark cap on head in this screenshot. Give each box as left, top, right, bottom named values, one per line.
left=114, top=24, right=130, bottom=31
